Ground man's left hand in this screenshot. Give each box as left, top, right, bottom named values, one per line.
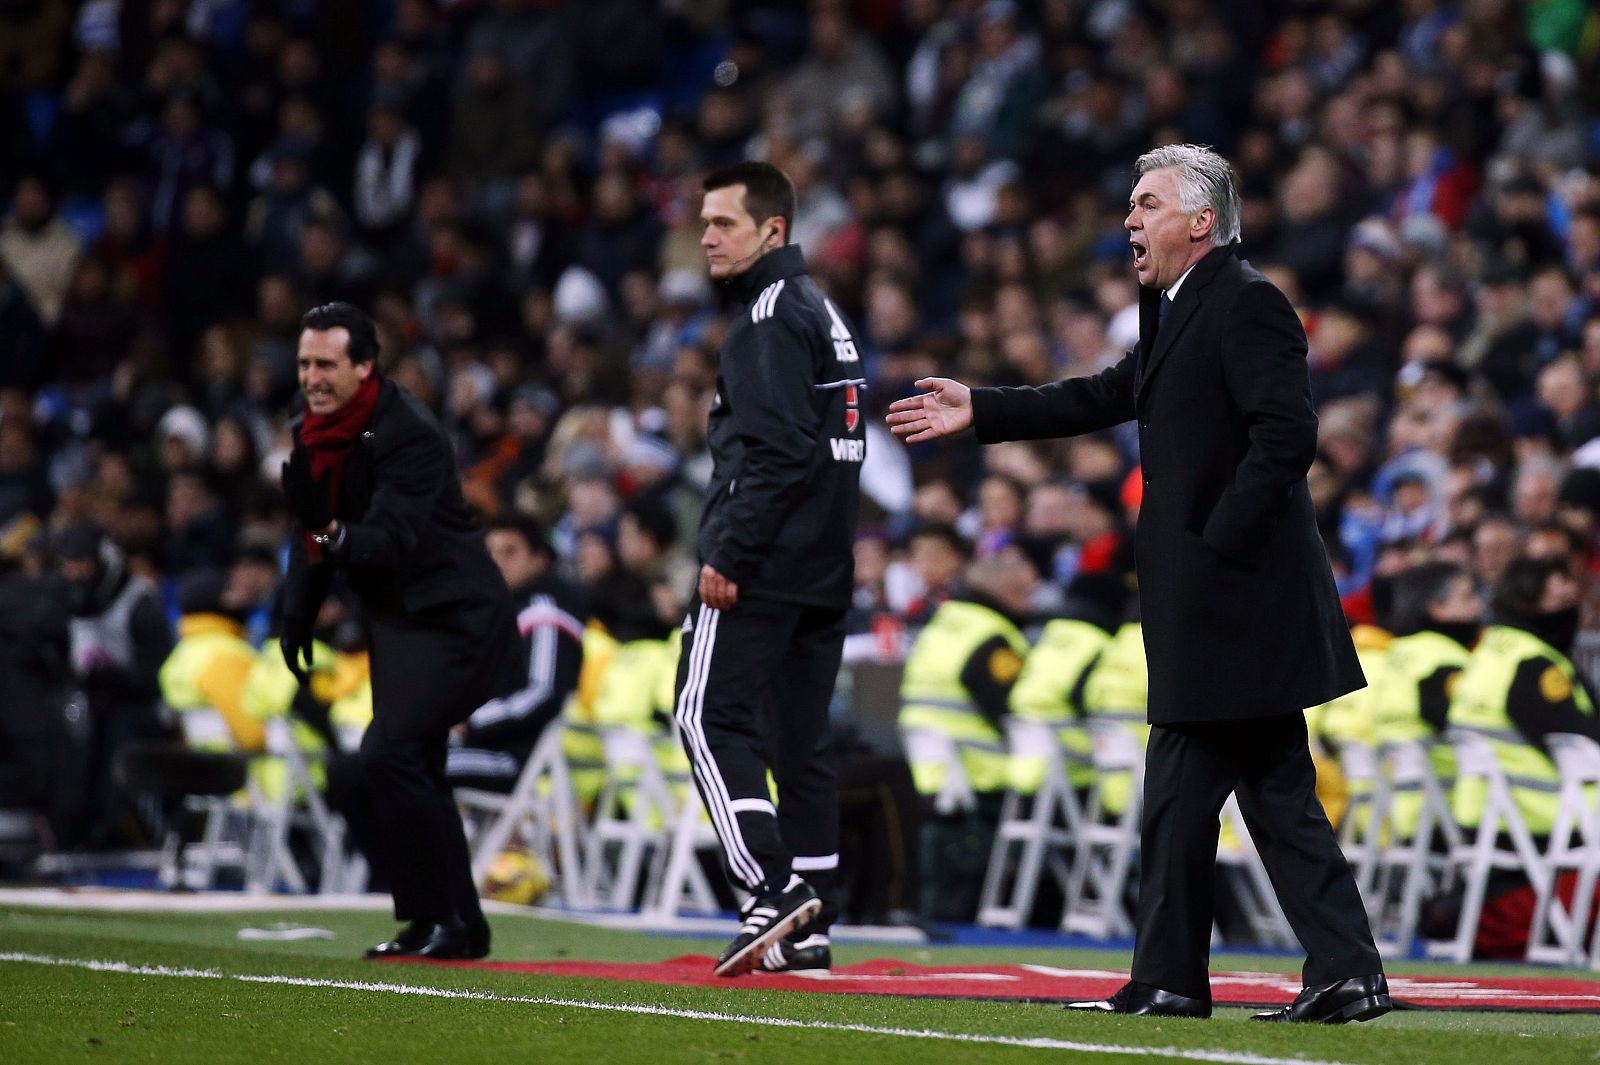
left=699, top=564, right=738, bottom=610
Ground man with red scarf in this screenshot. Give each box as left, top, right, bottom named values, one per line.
left=280, top=302, right=522, bottom=960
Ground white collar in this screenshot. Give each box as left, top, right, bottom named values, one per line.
left=1164, top=261, right=1199, bottom=302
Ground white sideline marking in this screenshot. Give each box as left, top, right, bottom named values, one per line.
left=0, top=951, right=1360, bottom=1065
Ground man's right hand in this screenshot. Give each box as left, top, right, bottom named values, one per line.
left=885, top=378, right=974, bottom=442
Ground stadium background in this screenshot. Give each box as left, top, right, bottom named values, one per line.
left=3, top=0, right=1600, bottom=900
left=3, top=2, right=1600, bottom=1062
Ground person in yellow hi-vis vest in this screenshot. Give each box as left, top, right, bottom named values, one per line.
left=1081, top=607, right=1147, bottom=819
left=1306, top=621, right=1392, bottom=830
left=159, top=568, right=266, bottom=758
left=1436, top=555, right=1600, bottom=956
left=589, top=619, right=678, bottom=798
left=1007, top=571, right=1128, bottom=795
left=1370, top=562, right=1481, bottom=841
left=1447, top=556, right=1600, bottom=841
left=899, top=548, right=1035, bottom=921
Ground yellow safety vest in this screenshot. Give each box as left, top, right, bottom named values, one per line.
left=1007, top=618, right=1106, bottom=792
left=1081, top=621, right=1148, bottom=817
left=1309, top=625, right=1390, bottom=828
left=328, top=651, right=374, bottom=743
left=1317, top=625, right=1390, bottom=748
left=1448, top=625, right=1595, bottom=836
left=656, top=628, right=694, bottom=793
left=241, top=642, right=336, bottom=798
left=592, top=636, right=686, bottom=797
left=1371, top=630, right=1470, bottom=839
left=900, top=599, right=1028, bottom=797
left=565, top=624, right=617, bottom=806
left=159, top=615, right=266, bottom=753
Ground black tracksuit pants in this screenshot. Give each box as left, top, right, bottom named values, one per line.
left=673, top=594, right=845, bottom=926
left=1131, top=713, right=1382, bottom=1000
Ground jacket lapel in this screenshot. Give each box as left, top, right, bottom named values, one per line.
left=1136, top=245, right=1237, bottom=401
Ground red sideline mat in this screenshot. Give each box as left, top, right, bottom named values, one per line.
left=423, top=955, right=1600, bottom=1013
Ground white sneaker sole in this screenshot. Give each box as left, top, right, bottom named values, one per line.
left=713, top=897, right=823, bottom=978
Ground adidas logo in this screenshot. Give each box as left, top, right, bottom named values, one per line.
left=682, top=615, right=694, bottom=633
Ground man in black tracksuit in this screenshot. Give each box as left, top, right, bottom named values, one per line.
left=676, top=161, right=864, bottom=977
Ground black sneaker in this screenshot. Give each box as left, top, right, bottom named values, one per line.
left=713, top=876, right=822, bottom=978
left=758, top=933, right=831, bottom=973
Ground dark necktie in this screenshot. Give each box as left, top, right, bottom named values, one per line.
left=1158, top=292, right=1172, bottom=328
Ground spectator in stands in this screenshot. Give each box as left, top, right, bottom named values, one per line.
left=899, top=549, right=1035, bottom=921
left=448, top=517, right=584, bottom=794
left=0, top=175, right=81, bottom=327
left=56, top=523, right=173, bottom=849
left=1438, top=555, right=1600, bottom=956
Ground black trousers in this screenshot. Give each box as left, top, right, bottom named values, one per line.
left=673, top=594, right=844, bottom=925
left=1130, top=713, right=1382, bottom=1000
left=360, top=714, right=484, bottom=928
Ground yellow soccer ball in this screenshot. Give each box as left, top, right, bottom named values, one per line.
left=481, top=849, right=551, bottom=907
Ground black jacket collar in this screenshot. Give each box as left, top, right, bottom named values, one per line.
left=1138, top=242, right=1238, bottom=318
left=726, top=244, right=809, bottom=304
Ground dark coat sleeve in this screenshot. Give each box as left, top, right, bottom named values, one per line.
left=704, top=314, right=820, bottom=583
left=1506, top=657, right=1600, bottom=747
left=960, top=634, right=1023, bottom=728
left=1418, top=665, right=1457, bottom=733
left=1200, top=280, right=1319, bottom=561
left=330, top=415, right=449, bottom=569
left=971, top=350, right=1136, bottom=443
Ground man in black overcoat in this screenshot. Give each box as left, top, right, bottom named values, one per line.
left=888, top=145, right=1390, bottom=1024
left=279, top=302, right=522, bottom=960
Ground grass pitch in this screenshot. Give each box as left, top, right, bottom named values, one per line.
left=2, top=903, right=1597, bottom=1065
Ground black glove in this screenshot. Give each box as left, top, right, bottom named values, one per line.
left=280, top=613, right=314, bottom=685
left=281, top=446, right=334, bottom=531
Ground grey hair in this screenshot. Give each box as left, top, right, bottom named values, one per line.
left=1135, top=144, right=1242, bottom=246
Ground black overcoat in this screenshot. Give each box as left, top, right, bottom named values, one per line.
left=283, top=378, right=523, bottom=740
left=971, top=245, right=1363, bottom=723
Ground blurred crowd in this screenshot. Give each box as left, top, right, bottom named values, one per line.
left=4, top=0, right=1600, bottom=858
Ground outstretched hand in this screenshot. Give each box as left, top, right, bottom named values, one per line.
left=885, top=378, right=975, bottom=443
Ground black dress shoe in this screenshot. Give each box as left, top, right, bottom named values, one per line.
left=1251, top=974, right=1392, bottom=1024
left=364, top=920, right=435, bottom=959
left=365, top=919, right=490, bottom=961
left=1065, top=981, right=1212, bottom=1019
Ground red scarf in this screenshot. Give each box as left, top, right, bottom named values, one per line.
left=298, top=373, right=381, bottom=554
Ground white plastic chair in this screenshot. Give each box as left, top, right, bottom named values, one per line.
left=1426, top=728, right=1551, bottom=963
left=1335, top=739, right=1385, bottom=904
left=243, top=717, right=356, bottom=894
left=638, top=720, right=723, bottom=920
left=1215, top=793, right=1298, bottom=949
left=1368, top=738, right=1461, bottom=958
left=581, top=726, right=679, bottom=910
left=165, top=708, right=253, bottom=890
left=976, top=717, right=1085, bottom=929
left=1526, top=732, right=1600, bottom=966
left=458, top=722, right=592, bottom=907
left=900, top=726, right=978, bottom=816
left=1061, top=718, right=1143, bottom=940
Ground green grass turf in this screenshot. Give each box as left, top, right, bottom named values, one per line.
left=2, top=905, right=1598, bottom=1065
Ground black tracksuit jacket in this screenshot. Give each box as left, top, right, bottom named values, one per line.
left=697, top=245, right=864, bottom=609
